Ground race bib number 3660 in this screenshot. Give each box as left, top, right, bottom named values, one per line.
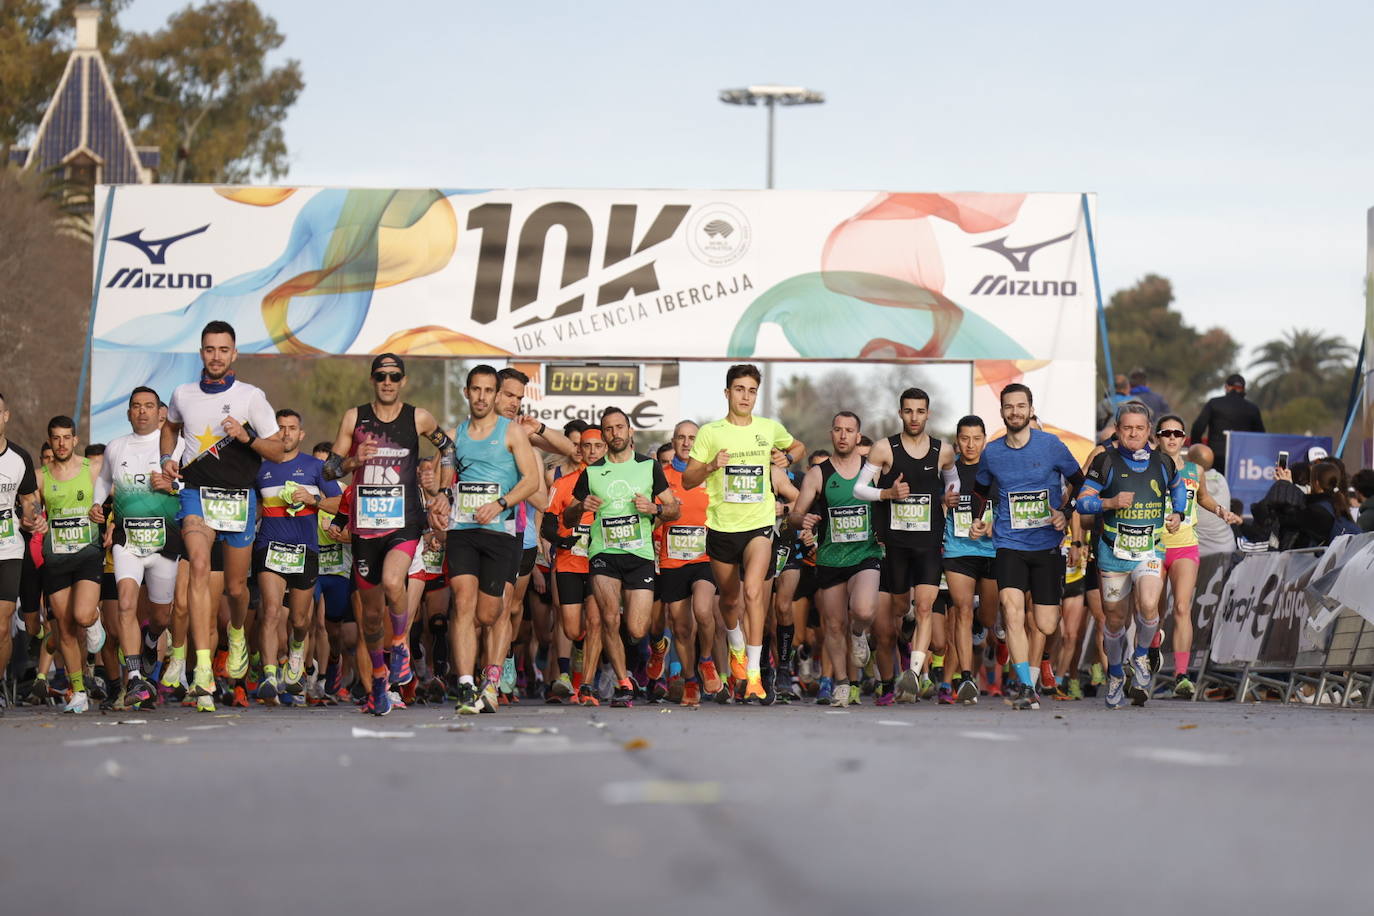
left=1008, top=489, right=1052, bottom=530
left=201, top=487, right=250, bottom=533
left=828, top=504, right=871, bottom=543
left=723, top=465, right=765, bottom=503
left=357, top=485, right=405, bottom=530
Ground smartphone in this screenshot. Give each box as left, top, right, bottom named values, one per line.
left=1277, top=450, right=1289, bottom=470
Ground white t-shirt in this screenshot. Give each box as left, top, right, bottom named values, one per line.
left=168, top=380, right=278, bottom=489
left=0, top=440, right=38, bottom=561
left=1195, top=468, right=1236, bottom=557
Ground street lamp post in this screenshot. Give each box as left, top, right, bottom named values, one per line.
left=719, top=85, right=824, bottom=190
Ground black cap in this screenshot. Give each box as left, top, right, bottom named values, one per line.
left=371, top=353, right=405, bottom=376
left=1225, top=373, right=1245, bottom=389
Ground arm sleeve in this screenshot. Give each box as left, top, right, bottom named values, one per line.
left=319, top=464, right=342, bottom=499
left=851, top=461, right=884, bottom=501
left=1169, top=470, right=1189, bottom=515
left=941, top=465, right=960, bottom=493
left=1075, top=453, right=1111, bottom=515
left=572, top=472, right=589, bottom=501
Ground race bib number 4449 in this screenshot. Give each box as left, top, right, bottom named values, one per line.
left=1008, top=489, right=1052, bottom=530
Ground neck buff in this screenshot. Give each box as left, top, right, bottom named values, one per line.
left=672, top=455, right=688, bottom=472
left=200, top=368, right=236, bottom=394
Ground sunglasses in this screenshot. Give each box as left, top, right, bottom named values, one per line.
left=372, top=371, right=403, bottom=383
left=1157, top=429, right=1186, bottom=439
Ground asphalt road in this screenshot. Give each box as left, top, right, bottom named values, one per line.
left=2, top=695, right=1369, bottom=915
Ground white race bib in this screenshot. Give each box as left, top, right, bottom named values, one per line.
left=265, top=541, right=307, bottom=575
left=356, top=484, right=405, bottom=530
left=201, top=487, right=250, bottom=533
left=123, top=517, right=167, bottom=558
left=1008, top=489, right=1052, bottom=530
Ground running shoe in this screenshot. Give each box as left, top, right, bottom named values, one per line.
left=1105, top=673, right=1127, bottom=709
left=667, top=676, right=685, bottom=704
left=744, top=674, right=766, bottom=703
left=918, top=675, right=935, bottom=700
left=649, top=677, right=669, bottom=702
left=398, top=678, right=417, bottom=706
left=576, top=684, right=600, bottom=707
left=368, top=675, right=392, bottom=716
left=816, top=677, right=834, bottom=705
left=226, top=631, right=249, bottom=679
left=282, top=664, right=305, bottom=697
left=728, top=646, right=747, bottom=681
left=850, top=633, right=870, bottom=668
left=1173, top=675, right=1195, bottom=699
left=1089, top=662, right=1105, bottom=687
left=387, top=643, right=413, bottom=688
left=550, top=673, right=574, bottom=699
left=86, top=673, right=108, bottom=701
left=1040, top=659, right=1055, bottom=692
left=324, top=661, right=342, bottom=696
left=480, top=680, right=500, bottom=714
left=231, top=685, right=249, bottom=708
left=62, top=691, right=89, bottom=714
left=957, top=678, right=980, bottom=705
left=699, top=659, right=723, bottom=695
left=387, top=688, right=405, bottom=711
left=1068, top=677, right=1084, bottom=701
left=1128, top=653, right=1153, bottom=706
left=995, top=640, right=1009, bottom=667
left=1009, top=684, right=1040, bottom=711
left=191, top=666, right=215, bottom=698
left=85, top=618, right=106, bottom=655
left=647, top=637, right=669, bottom=681
left=936, top=685, right=954, bottom=705
left=499, top=655, right=516, bottom=695
left=426, top=677, right=448, bottom=705
left=125, top=675, right=154, bottom=707
left=875, top=688, right=896, bottom=707
left=1148, top=628, right=1164, bottom=673
left=100, top=684, right=125, bottom=712
left=196, top=694, right=216, bottom=713
left=28, top=677, right=50, bottom=705
left=830, top=682, right=851, bottom=707
left=681, top=680, right=701, bottom=707
left=611, top=678, right=635, bottom=707
left=848, top=684, right=861, bottom=706
left=455, top=682, right=481, bottom=715
left=257, top=675, right=279, bottom=704
left=160, top=655, right=185, bottom=690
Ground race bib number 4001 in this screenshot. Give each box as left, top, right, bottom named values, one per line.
left=666, top=525, right=707, bottom=561
left=356, top=485, right=405, bottom=530
left=827, top=504, right=871, bottom=544
left=201, top=487, right=250, bottom=533
left=0, top=507, right=16, bottom=547
left=602, top=514, right=645, bottom=552
left=1113, top=523, right=1157, bottom=562
left=1008, top=489, right=1052, bottom=530
left=51, top=516, right=94, bottom=554
left=890, top=494, right=932, bottom=532
left=723, top=465, right=765, bottom=504
left=123, top=517, right=167, bottom=557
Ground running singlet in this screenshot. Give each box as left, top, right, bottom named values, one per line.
left=689, top=416, right=794, bottom=532
left=1159, top=460, right=1202, bottom=549
left=877, top=434, right=945, bottom=547
left=257, top=454, right=340, bottom=551
left=97, top=430, right=182, bottom=558
left=1082, top=445, right=1184, bottom=565
left=573, top=454, right=668, bottom=561
left=547, top=471, right=591, bottom=575
left=168, top=380, right=278, bottom=490
left=944, top=461, right=995, bottom=559
left=975, top=429, right=1082, bottom=553
left=317, top=509, right=352, bottom=577
left=658, top=464, right=709, bottom=569
left=0, top=441, right=38, bottom=562
left=41, top=460, right=97, bottom=560
left=814, top=459, right=882, bottom=568
left=451, top=416, right=518, bottom=536
left=349, top=402, right=422, bottom=537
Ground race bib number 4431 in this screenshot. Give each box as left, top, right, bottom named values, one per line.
left=201, top=488, right=250, bottom=533
left=1008, top=489, right=1052, bottom=530
left=723, top=465, right=765, bottom=504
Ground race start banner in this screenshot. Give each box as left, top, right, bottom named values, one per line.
left=1224, top=431, right=1334, bottom=515
left=89, top=187, right=1098, bottom=445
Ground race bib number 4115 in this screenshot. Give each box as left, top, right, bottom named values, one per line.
left=723, top=465, right=765, bottom=504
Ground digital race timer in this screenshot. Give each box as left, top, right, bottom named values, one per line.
left=544, top=364, right=641, bottom=396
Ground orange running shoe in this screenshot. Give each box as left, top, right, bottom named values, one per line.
left=681, top=680, right=701, bottom=707
left=699, top=659, right=723, bottom=695
left=577, top=684, right=599, bottom=707
left=728, top=647, right=747, bottom=681
left=1040, top=659, right=1055, bottom=691
left=647, top=637, right=669, bottom=681
left=231, top=685, right=249, bottom=708
left=744, top=674, right=766, bottom=702
left=213, top=650, right=229, bottom=679
left=996, top=640, right=1009, bottom=667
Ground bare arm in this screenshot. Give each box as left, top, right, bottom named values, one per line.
left=787, top=466, right=823, bottom=531
left=160, top=421, right=183, bottom=477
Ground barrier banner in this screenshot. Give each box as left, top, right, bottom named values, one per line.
left=1210, top=552, right=1287, bottom=664
left=1258, top=552, right=1319, bottom=663
left=89, top=187, right=1098, bottom=447
left=1188, top=552, right=1235, bottom=652
left=1320, top=537, right=1374, bottom=629
left=1223, top=431, right=1333, bottom=516
left=1301, top=533, right=1374, bottom=647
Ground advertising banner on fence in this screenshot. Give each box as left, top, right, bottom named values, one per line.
left=1224, top=431, right=1334, bottom=515
left=1209, top=550, right=1322, bottom=665
left=89, top=187, right=1097, bottom=446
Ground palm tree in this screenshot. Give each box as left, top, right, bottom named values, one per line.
left=1248, top=328, right=1357, bottom=410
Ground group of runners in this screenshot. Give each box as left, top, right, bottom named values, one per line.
left=0, top=319, right=1242, bottom=716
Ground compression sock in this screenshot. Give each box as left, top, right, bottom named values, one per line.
left=1104, top=627, right=1128, bottom=677
left=911, top=649, right=927, bottom=674
left=1013, top=661, right=1033, bottom=688
left=777, top=624, right=795, bottom=666
left=70, top=670, right=86, bottom=693
left=368, top=649, right=386, bottom=680
left=389, top=610, right=407, bottom=644
left=1134, top=613, right=1160, bottom=655
left=1174, top=651, right=1189, bottom=677
left=725, top=625, right=745, bottom=653
left=745, top=644, right=762, bottom=676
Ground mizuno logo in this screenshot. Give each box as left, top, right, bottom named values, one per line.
left=974, top=232, right=1074, bottom=272
left=969, top=276, right=1079, bottom=297
left=112, top=225, right=210, bottom=265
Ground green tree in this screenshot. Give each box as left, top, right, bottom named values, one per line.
left=111, top=0, right=302, bottom=182
left=1098, top=274, right=1240, bottom=420
left=1248, top=328, right=1357, bottom=410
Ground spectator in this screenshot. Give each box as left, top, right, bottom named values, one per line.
left=1127, top=368, right=1170, bottom=421
left=1253, top=461, right=1354, bottom=549
left=1352, top=469, right=1374, bottom=532
left=1189, top=443, right=1236, bottom=556
left=1189, top=373, right=1265, bottom=472
left=1095, top=373, right=1130, bottom=433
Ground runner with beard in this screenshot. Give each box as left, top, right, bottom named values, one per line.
left=0, top=392, right=40, bottom=714
left=543, top=429, right=606, bottom=705
left=325, top=354, right=451, bottom=716
left=969, top=384, right=1085, bottom=711
left=790, top=412, right=882, bottom=708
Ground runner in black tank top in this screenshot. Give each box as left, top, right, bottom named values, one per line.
left=853, top=387, right=960, bottom=704
left=351, top=402, right=424, bottom=537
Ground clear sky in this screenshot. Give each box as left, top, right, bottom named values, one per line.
left=120, top=0, right=1373, bottom=368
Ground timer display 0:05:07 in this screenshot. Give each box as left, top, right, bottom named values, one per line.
left=545, top=366, right=640, bottom=395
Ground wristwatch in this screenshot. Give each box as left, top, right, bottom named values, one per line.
left=497, top=496, right=509, bottom=510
